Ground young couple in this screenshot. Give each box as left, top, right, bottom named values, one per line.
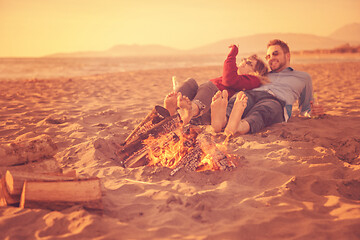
left=164, top=39, right=320, bottom=135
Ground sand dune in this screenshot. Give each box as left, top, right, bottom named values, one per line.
left=0, top=62, right=359, bottom=239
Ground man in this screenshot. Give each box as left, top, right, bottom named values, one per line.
left=211, top=39, right=321, bottom=135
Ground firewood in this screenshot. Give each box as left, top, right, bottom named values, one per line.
left=196, top=133, right=232, bottom=170
left=124, top=105, right=170, bottom=145
left=117, top=114, right=181, bottom=165
left=179, top=145, right=203, bottom=171
left=0, top=178, right=8, bottom=207
left=169, top=128, right=202, bottom=175
left=123, top=148, right=149, bottom=168
left=5, top=170, right=77, bottom=196
left=20, top=178, right=103, bottom=211
left=0, top=134, right=57, bottom=167
left=1, top=176, right=18, bottom=205
left=170, top=131, right=235, bottom=175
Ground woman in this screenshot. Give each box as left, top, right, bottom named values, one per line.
left=164, top=45, right=269, bottom=125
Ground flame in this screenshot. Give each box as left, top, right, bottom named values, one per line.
left=143, top=126, right=233, bottom=172
left=144, top=128, right=191, bottom=169
left=195, top=154, right=219, bottom=172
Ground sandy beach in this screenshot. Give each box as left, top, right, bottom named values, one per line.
left=1, top=61, right=360, bottom=239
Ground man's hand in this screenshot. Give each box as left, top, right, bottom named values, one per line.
left=310, top=101, right=325, bottom=118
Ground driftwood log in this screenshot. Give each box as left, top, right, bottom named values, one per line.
left=20, top=178, right=103, bottom=211
left=4, top=170, right=77, bottom=197
left=0, top=134, right=57, bottom=167
left=0, top=158, right=62, bottom=176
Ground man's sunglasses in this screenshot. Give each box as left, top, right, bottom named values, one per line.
left=265, top=51, right=279, bottom=60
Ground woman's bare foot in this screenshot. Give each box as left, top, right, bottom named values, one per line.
left=177, top=93, right=193, bottom=125
left=225, top=91, right=248, bottom=135
left=164, top=91, right=178, bottom=115
left=211, top=90, right=228, bottom=132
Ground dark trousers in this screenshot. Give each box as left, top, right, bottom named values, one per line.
left=177, top=78, right=219, bottom=125
left=226, top=90, right=285, bottom=133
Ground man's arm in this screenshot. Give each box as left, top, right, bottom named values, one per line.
left=298, top=72, right=313, bottom=117
left=298, top=73, right=325, bottom=118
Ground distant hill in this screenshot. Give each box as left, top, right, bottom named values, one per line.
left=328, top=22, right=360, bottom=44
left=45, top=23, right=360, bottom=58
left=188, top=33, right=346, bottom=55
left=46, top=44, right=183, bottom=58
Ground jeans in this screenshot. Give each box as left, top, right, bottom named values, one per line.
left=226, top=90, right=285, bottom=133
left=177, top=78, right=219, bottom=125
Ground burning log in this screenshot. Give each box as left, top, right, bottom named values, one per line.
left=118, top=106, right=236, bottom=174
left=145, top=125, right=235, bottom=175
left=116, top=106, right=181, bottom=166
left=196, top=133, right=235, bottom=171
left=123, top=105, right=170, bottom=145
left=123, top=148, right=148, bottom=168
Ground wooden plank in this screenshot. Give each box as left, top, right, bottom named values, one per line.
left=5, top=170, right=77, bottom=196
left=124, top=148, right=149, bottom=168
left=20, top=178, right=103, bottom=211
left=0, top=134, right=57, bottom=167
left=0, top=178, right=8, bottom=207
left=1, top=176, right=18, bottom=205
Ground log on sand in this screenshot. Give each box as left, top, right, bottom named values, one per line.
left=0, top=178, right=8, bottom=207
left=0, top=134, right=57, bottom=167
left=4, top=170, right=77, bottom=197
left=20, top=178, right=103, bottom=211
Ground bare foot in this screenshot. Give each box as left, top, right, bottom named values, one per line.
left=177, top=93, right=193, bottom=125
left=225, top=91, right=248, bottom=135
left=164, top=91, right=178, bottom=115
left=211, top=90, right=228, bottom=132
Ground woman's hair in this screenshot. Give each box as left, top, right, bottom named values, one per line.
left=248, top=54, right=270, bottom=84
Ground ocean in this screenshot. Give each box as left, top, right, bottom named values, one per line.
left=1, top=54, right=359, bottom=81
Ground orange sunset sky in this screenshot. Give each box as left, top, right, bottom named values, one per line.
left=0, top=0, right=359, bottom=57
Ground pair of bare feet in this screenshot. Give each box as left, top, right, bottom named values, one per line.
left=164, top=91, right=199, bottom=125
left=211, top=91, right=250, bottom=136
left=164, top=90, right=250, bottom=135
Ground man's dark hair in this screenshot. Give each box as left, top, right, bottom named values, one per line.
left=267, top=39, right=290, bottom=54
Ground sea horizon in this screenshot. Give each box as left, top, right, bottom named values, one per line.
left=1, top=53, right=359, bottom=81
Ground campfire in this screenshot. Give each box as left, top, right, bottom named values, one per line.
left=116, top=106, right=236, bottom=175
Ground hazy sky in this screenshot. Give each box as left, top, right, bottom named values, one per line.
left=1, top=0, right=359, bottom=57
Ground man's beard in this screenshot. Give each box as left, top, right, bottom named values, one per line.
left=269, top=57, right=287, bottom=72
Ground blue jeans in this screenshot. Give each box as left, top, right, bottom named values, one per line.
left=226, top=90, right=285, bottom=133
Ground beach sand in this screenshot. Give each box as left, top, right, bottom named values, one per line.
left=0, top=61, right=360, bottom=239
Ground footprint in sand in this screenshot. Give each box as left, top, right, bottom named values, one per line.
left=337, top=180, right=360, bottom=200
left=331, top=138, right=360, bottom=165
